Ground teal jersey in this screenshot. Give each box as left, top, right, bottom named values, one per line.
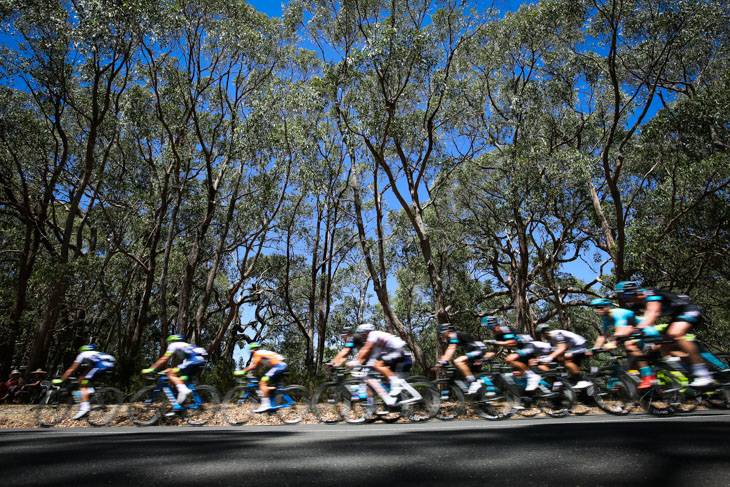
left=602, top=308, right=637, bottom=333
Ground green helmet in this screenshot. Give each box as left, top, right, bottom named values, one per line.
left=247, top=342, right=261, bottom=351
left=589, top=298, right=613, bottom=307
left=166, top=334, right=184, bottom=343
left=78, top=344, right=96, bottom=352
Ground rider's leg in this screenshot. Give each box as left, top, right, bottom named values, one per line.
left=454, top=356, right=474, bottom=382
left=167, top=368, right=192, bottom=404
left=667, top=321, right=712, bottom=385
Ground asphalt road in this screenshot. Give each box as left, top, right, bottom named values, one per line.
left=1, top=412, right=729, bottom=486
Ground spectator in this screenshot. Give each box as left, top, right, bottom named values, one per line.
left=1, top=370, right=24, bottom=403
left=21, top=369, right=47, bottom=403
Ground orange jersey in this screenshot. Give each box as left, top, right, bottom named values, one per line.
left=251, top=350, right=284, bottom=368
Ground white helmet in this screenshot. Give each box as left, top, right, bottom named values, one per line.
left=356, top=323, right=375, bottom=336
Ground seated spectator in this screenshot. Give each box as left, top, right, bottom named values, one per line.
left=21, top=369, right=47, bottom=403
left=1, top=370, right=24, bottom=403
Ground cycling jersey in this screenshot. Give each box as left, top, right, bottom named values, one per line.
left=447, top=331, right=487, bottom=359
left=73, top=351, right=115, bottom=382
left=251, top=350, right=285, bottom=368
left=516, top=340, right=552, bottom=360
left=164, top=342, right=207, bottom=377
left=639, top=288, right=701, bottom=325
left=601, top=308, right=638, bottom=333
left=544, top=330, right=587, bottom=350
left=366, top=330, right=406, bottom=357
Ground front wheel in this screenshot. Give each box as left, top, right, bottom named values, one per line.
left=221, top=386, right=258, bottom=425
left=590, top=369, right=638, bottom=415
left=36, top=389, right=73, bottom=427
left=275, top=385, right=310, bottom=424
left=435, top=382, right=465, bottom=421
left=184, top=385, right=220, bottom=426
left=335, top=379, right=369, bottom=424
left=403, top=377, right=440, bottom=422
left=476, top=378, right=518, bottom=420
left=87, top=387, right=123, bottom=427
left=311, top=382, right=343, bottom=424
left=536, top=384, right=575, bottom=418
left=638, top=371, right=681, bottom=416
left=128, top=385, right=167, bottom=426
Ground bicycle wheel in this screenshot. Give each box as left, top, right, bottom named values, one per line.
left=639, top=371, right=681, bottom=416
left=335, top=379, right=369, bottom=424
left=221, top=386, right=259, bottom=425
left=184, top=385, right=220, bottom=426
left=435, top=382, right=465, bottom=421
left=704, top=386, right=730, bottom=409
left=275, top=385, right=310, bottom=424
left=36, top=389, right=73, bottom=427
left=476, top=381, right=519, bottom=420
left=403, top=377, right=440, bottom=422
left=311, top=382, right=343, bottom=424
left=590, top=369, right=638, bottom=415
left=569, top=388, right=593, bottom=416
left=87, top=387, right=123, bottom=427
left=536, top=385, right=575, bottom=418
left=128, top=385, right=167, bottom=426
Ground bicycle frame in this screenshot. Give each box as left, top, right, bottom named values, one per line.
left=147, top=376, right=204, bottom=411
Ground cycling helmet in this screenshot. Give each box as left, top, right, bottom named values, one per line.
left=437, top=323, right=454, bottom=334
left=78, top=344, right=96, bottom=352
left=615, top=281, right=638, bottom=297
left=481, top=316, right=498, bottom=329
left=589, top=298, right=613, bottom=307
left=356, top=323, right=375, bottom=336
left=535, top=324, right=550, bottom=334
left=247, top=342, right=261, bottom=351
left=166, top=334, right=184, bottom=343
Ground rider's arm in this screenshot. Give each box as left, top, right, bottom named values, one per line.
left=242, top=354, right=261, bottom=373
left=546, top=343, right=568, bottom=361
left=331, top=347, right=352, bottom=367
left=146, top=354, right=170, bottom=372
left=353, top=341, right=374, bottom=364
left=493, top=339, right=518, bottom=348
left=593, top=335, right=607, bottom=349
left=438, top=343, right=458, bottom=364
left=638, top=300, right=662, bottom=329
left=60, top=362, right=79, bottom=381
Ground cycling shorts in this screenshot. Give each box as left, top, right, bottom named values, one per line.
left=264, top=362, right=288, bottom=383
left=176, top=355, right=206, bottom=378
left=673, top=305, right=702, bottom=325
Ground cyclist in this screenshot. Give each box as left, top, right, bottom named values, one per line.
left=616, top=281, right=714, bottom=387
left=434, top=323, right=488, bottom=394
left=141, top=334, right=207, bottom=407
left=54, top=345, right=115, bottom=420
left=330, top=326, right=364, bottom=368
left=589, top=297, right=656, bottom=389
left=347, top=323, right=412, bottom=404
left=535, top=324, right=592, bottom=389
left=236, top=342, right=287, bottom=413
left=482, top=316, right=548, bottom=391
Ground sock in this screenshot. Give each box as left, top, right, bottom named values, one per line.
left=79, top=401, right=90, bottom=411
left=176, top=384, right=190, bottom=394
left=691, top=364, right=710, bottom=377
left=640, top=366, right=653, bottom=377
left=466, top=375, right=475, bottom=382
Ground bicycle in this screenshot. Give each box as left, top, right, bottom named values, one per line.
left=221, top=374, right=310, bottom=425
left=127, top=373, right=220, bottom=426
left=36, top=377, right=123, bottom=427
left=431, top=363, right=513, bottom=421
left=490, top=364, right=576, bottom=418
left=332, top=366, right=439, bottom=424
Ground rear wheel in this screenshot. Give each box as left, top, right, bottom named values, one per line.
left=704, top=386, right=730, bottom=409
left=36, top=389, right=73, bottom=427
left=311, top=382, right=343, bottom=424
left=128, top=385, right=167, bottom=426
left=221, top=386, right=258, bottom=425
left=184, top=385, right=220, bottom=426
left=275, top=385, right=310, bottom=424
left=87, top=387, right=123, bottom=426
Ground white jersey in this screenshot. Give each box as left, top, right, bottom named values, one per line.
left=545, top=330, right=587, bottom=350
left=366, top=330, right=406, bottom=357
left=164, top=342, right=207, bottom=361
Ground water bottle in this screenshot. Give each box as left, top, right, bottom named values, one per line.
left=552, top=381, right=562, bottom=392
left=72, top=390, right=81, bottom=402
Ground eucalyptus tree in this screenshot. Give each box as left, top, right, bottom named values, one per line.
left=300, top=0, right=487, bottom=368
left=578, top=0, right=730, bottom=281
left=450, top=0, right=598, bottom=332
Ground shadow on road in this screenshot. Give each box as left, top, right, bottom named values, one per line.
left=1, top=419, right=728, bottom=486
